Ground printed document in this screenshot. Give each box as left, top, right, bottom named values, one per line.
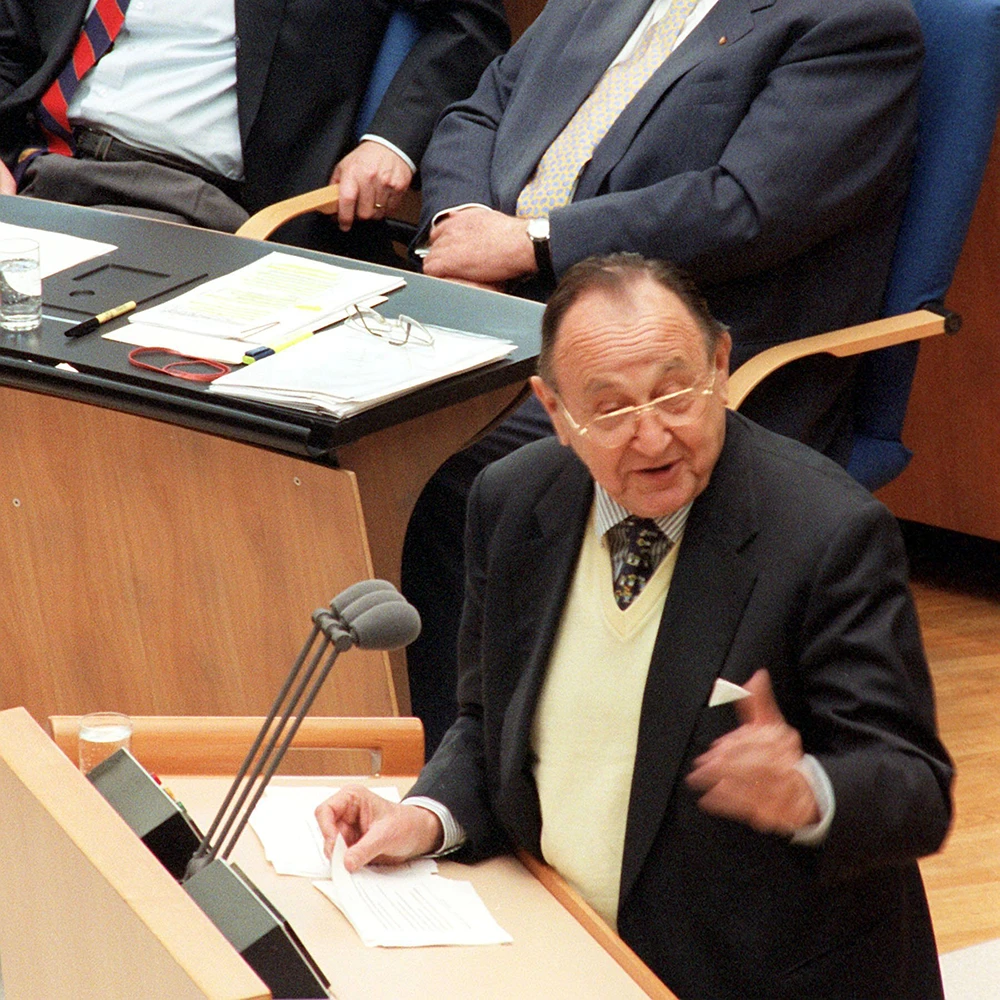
left=130, top=252, right=405, bottom=342
left=316, top=836, right=513, bottom=948
left=249, top=784, right=512, bottom=948
left=208, top=319, right=516, bottom=418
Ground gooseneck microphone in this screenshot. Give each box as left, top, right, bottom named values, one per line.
left=85, top=579, right=420, bottom=999
left=186, top=580, right=421, bottom=877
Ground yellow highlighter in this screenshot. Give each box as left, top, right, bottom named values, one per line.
left=242, top=328, right=314, bottom=365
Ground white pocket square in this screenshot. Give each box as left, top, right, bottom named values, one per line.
left=708, top=678, right=751, bottom=708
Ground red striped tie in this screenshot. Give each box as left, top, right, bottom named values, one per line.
left=29, top=0, right=130, bottom=159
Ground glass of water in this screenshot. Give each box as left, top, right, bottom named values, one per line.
left=78, top=712, right=133, bottom=773
left=0, top=237, right=42, bottom=332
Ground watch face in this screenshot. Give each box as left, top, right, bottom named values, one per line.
left=528, top=218, right=550, bottom=242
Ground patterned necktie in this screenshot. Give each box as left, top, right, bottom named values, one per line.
left=517, top=0, right=700, bottom=218
left=16, top=0, right=131, bottom=179
left=612, top=516, right=668, bottom=610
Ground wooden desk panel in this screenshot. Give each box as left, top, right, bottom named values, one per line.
left=0, top=380, right=525, bottom=723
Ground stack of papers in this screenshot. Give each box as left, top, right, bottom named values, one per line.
left=317, top=837, right=513, bottom=948
left=208, top=320, right=516, bottom=418
left=131, top=251, right=404, bottom=342
left=104, top=251, right=403, bottom=363
left=248, top=785, right=513, bottom=948
left=249, top=785, right=400, bottom=879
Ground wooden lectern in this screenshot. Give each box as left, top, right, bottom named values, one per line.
left=0, top=707, right=673, bottom=999
left=0, top=707, right=268, bottom=1000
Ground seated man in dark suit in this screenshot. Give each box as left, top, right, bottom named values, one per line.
left=404, top=0, right=924, bottom=752
left=0, top=0, right=508, bottom=258
left=318, top=255, right=953, bottom=1000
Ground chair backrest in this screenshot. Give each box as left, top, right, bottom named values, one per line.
left=847, top=0, right=1000, bottom=490
left=47, top=715, right=425, bottom=777
left=355, top=8, right=423, bottom=140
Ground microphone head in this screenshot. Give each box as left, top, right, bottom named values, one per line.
left=329, top=580, right=398, bottom=618
left=339, top=589, right=405, bottom=625
left=350, top=601, right=422, bottom=650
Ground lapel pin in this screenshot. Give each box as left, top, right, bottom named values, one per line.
left=719, top=36, right=727, bottom=45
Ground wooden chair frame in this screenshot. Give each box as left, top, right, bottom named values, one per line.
left=727, top=308, right=948, bottom=411
left=235, top=185, right=342, bottom=242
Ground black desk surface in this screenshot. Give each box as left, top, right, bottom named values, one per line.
left=0, top=196, right=543, bottom=461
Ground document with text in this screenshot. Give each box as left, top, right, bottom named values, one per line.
left=130, top=252, right=405, bottom=342
left=207, top=319, right=516, bottom=417
left=248, top=784, right=512, bottom=948
left=316, top=836, right=513, bottom=948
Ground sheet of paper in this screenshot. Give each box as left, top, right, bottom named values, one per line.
left=131, top=251, right=404, bottom=341
left=103, top=323, right=251, bottom=365
left=207, top=320, right=516, bottom=418
left=315, top=836, right=513, bottom=948
left=0, top=221, right=116, bottom=278
left=248, top=784, right=400, bottom=878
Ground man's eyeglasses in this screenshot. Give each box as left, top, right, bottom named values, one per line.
left=344, top=304, right=434, bottom=347
left=556, top=370, right=718, bottom=449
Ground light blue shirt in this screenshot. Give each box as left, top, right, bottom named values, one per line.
left=68, top=0, right=244, bottom=180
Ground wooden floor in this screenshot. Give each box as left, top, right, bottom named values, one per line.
left=904, top=522, right=1000, bottom=955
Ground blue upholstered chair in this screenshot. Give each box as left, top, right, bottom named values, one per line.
left=237, top=8, right=422, bottom=242
left=730, top=0, right=1000, bottom=491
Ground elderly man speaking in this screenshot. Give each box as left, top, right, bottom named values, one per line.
left=317, top=254, right=953, bottom=1000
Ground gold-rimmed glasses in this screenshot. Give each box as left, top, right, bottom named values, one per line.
left=555, top=370, right=718, bottom=448
left=344, top=304, right=434, bottom=347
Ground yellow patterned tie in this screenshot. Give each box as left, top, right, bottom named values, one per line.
left=516, top=0, right=700, bottom=219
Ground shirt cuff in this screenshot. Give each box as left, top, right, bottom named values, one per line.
left=411, top=203, right=493, bottom=257
left=430, top=202, right=492, bottom=228
left=790, top=754, right=836, bottom=846
left=356, top=134, right=417, bottom=174
left=403, top=795, right=467, bottom=855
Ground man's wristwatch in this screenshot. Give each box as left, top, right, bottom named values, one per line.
left=526, top=217, right=555, bottom=284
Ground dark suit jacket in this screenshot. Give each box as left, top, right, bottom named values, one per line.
left=410, top=412, right=953, bottom=999
left=0, top=0, right=508, bottom=238
left=417, top=0, right=923, bottom=454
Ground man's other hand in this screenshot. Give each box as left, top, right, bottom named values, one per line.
left=315, top=784, right=443, bottom=872
left=1, top=161, right=17, bottom=196
left=330, top=141, right=413, bottom=231
left=422, top=207, right=536, bottom=285
left=686, top=670, right=820, bottom=835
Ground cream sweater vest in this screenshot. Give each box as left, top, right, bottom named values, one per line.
left=531, top=508, right=679, bottom=928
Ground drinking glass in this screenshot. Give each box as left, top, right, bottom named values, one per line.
left=78, top=712, right=133, bottom=772
left=0, top=237, right=42, bottom=332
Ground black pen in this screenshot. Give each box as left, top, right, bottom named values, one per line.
left=65, top=300, right=137, bottom=338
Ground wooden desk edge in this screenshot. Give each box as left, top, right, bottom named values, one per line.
left=517, top=850, right=678, bottom=999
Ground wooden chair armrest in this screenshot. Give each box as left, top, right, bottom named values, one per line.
left=517, top=851, right=678, bottom=999
left=235, top=185, right=340, bottom=241
left=48, top=715, right=424, bottom=776
left=727, top=309, right=947, bottom=410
